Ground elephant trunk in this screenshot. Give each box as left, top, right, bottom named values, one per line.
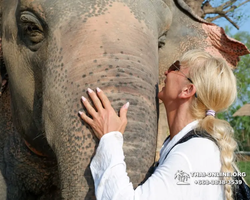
left=42, top=5, right=160, bottom=199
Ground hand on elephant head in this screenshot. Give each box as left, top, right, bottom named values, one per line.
left=79, top=88, right=129, bottom=139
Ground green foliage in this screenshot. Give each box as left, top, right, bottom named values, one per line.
left=237, top=161, right=250, bottom=184
left=217, top=30, right=250, bottom=151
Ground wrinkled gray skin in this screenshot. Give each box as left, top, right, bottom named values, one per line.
left=0, top=0, right=248, bottom=199
left=0, top=1, right=170, bottom=199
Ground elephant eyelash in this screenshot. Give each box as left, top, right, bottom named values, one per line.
left=24, top=24, right=40, bottom=32
left=23, top=24, right=43, bottom=35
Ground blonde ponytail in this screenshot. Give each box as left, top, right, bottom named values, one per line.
left=180, top=50, right=238, bottom=200
left=201, top=117, right=237, bottom=200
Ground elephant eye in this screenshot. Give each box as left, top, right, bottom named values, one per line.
left=18, top=11, right=45, bottom=51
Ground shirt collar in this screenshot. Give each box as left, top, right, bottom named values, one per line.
left=159, top=120, right=199, bottom=160
left=170, top=120, right=199, bottom=144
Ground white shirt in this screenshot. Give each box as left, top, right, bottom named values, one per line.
left=90, top=120, right=224, bottom=200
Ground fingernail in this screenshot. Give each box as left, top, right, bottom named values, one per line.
left=124, top=102, right=130, bottom=109
left=87, top=88, right=93, bottom=93
left=81, top=96, right=86, bottom=102
left=96, top=87, right=101, bottom=93
left=79, top=111, right=83, bottom=115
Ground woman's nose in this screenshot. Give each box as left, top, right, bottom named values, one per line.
left=164, top=70, right=168, bottom=76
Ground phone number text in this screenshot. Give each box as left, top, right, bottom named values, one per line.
left=194, top=180, right=242, bottom=185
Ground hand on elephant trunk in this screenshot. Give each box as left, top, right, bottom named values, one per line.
left=79, top=88, right=129, bottom=139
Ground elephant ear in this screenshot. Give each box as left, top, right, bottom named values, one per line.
left=175, top=0, right=250, bottom=68
left=201, top=24, right=250, bottom=68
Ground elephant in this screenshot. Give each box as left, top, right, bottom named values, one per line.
left=0, top=0, right=249, bottom=199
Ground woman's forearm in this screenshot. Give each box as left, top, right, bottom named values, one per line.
left=90, top=131, right=135, bottom=200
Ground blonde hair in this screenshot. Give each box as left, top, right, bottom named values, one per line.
left=180, top=49, right=237, bottom=200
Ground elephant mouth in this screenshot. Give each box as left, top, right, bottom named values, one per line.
left=24, top=139, right=50, bottom=157
left=0, top=74, right=8, bottom=97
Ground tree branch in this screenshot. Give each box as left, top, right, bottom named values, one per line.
left=205, top=15, right=222, bottom=22
left=220, top=0, right=237, bottom=10
left=236, top=0, right=250, bottom=9
left=224, top=15, right=240, bottom=29
left=202, top=0, right=250, bottom=29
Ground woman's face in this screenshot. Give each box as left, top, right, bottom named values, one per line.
left=158, top=61, right=191, bottom=103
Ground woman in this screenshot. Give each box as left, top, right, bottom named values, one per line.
left=79, top=49, right=237, bottom=200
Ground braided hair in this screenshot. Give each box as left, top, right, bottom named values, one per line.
left=180, top=49, right=237, bottom=200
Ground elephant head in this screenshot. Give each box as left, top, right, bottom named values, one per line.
left=0, top=0, right=249, bottom=199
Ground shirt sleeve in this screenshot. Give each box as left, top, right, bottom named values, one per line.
left=90, top=131, right=134, bottom=200
left=90, top=131, right=193, bottom=200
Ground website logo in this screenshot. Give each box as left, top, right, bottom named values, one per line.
left=175, top=170, right=190, bottom=185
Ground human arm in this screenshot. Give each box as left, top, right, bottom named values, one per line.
left=78, top=89, right=193, bottom=200
left=90, top=130, right=194, bottom=200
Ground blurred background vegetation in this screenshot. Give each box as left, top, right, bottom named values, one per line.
left=217, top=29, right=250, bottom=152
left=217, top=28, right=250, bottom=184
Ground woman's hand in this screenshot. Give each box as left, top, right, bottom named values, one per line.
left=79, top=88, right=129, bottom=139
